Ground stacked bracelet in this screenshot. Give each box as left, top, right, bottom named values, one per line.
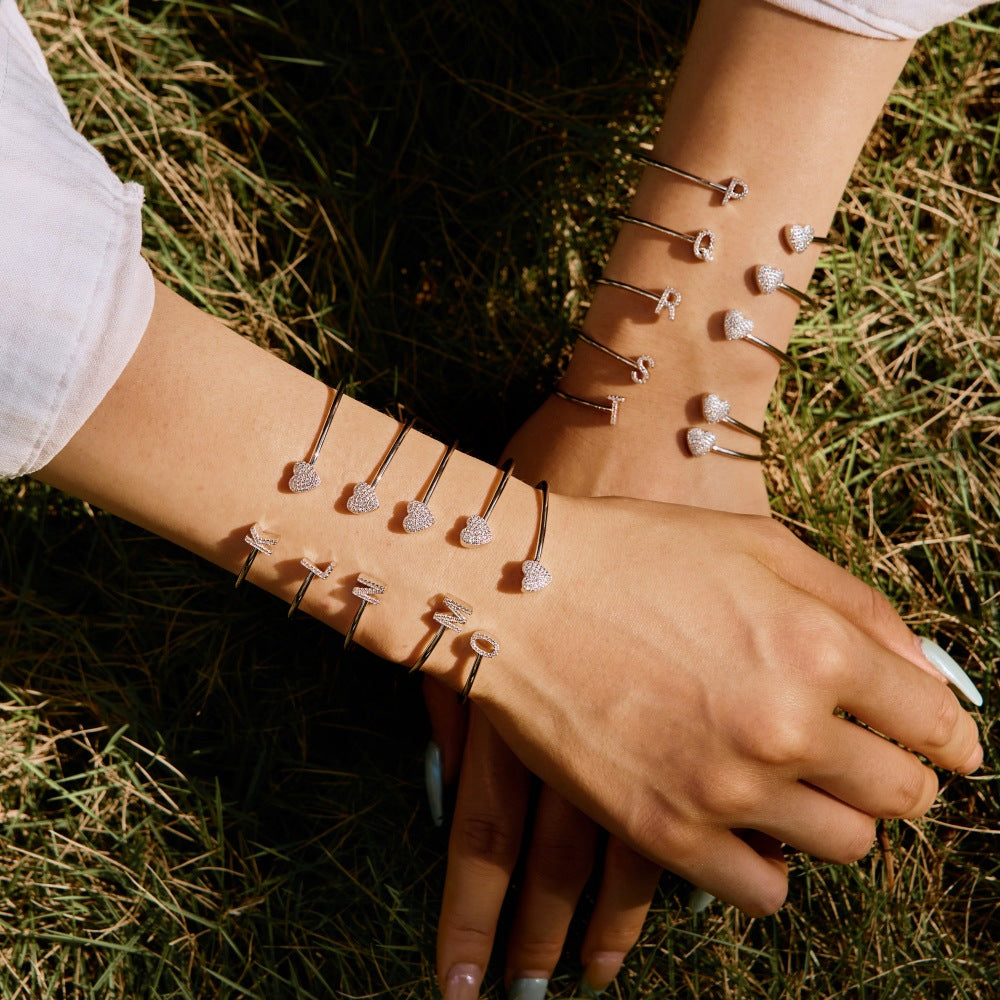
left=411, top=595, right=474, bottom=673
left=235, top=523, right=278, bottom=588
left=459, top=632, right=500, bottom=705
left=521, top=481, right=552, bottom=592
left=403, top=440, right=457, bottom=534
left=754, top=264, right=815, bottom=307
left=633, top=151, right=749, bottom=205
left=783, top=223, right=833, bottom=255
left=553, top=389, right=625, bottom=426
left=618, top=213, right=716, bottom=262
left=577, top=332, right=654, bottom=385
left=724, top=309, right=794, bottom=368
left=288, top=381, right=345, bottom=493
left=595, top=277, right=682, bottom=320
left=347, top=418, right=415, bottom=514
left=344, top=574, right=386, bottom=650
left=288, top=557, right=334, bottom=617
left=460, top=458, right=514, bottom=547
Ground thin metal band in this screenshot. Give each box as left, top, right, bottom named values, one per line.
left=235, top=523, right=277, bottom=588
left=344, top=601, right=369, bottom=651
left=618, top=214, right=715, bottom=261
left=595, top=277, right=681, bottom=319
left=308, top=380, right=346, bottom=465
left=745, top=333, right=795, bottom=368
left=576, top=332, right=654, bottom=384
left=344, top=575, right=385, bottom=650
left=532, top=481, right=548, bottom=562
left=633, top=152, right=749, bottom=204
left=458, top=632, right=500, bottom=705
left=754, top=264, right=816, bottom=307
left=722, top=415, right=765, bottom=440
left=778, top=282, right=813, bottom=306
left=595, top=276, right=658, bottom=305
left=288, top=559, right=334, bottom=618
left=458, top=656, right=482, bottom=705
left=712, top=444, right=764, bottom=461
left=370, top=418, right=416, bottom=488
left=421, top=440, right=458, bottom=505
left=481, top=458, right=515, bottom=521
left=553, top=389, right=626, bottom=425
left=411, top=624, right=446, bottom=674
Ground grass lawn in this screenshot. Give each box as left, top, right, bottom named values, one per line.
left=0, top=1, right=997, bottom=996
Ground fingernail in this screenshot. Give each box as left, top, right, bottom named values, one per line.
left=444, top=963, right=482, bottom=1000
left=579, top=951, right=625, bottom=996
left=425, top=740, right=444, bottom=827
left=689, top=887, right=716, bottom=913
left=918, top=638, right=983, bottom=707
left=508, top=977, right=548, bottom=1000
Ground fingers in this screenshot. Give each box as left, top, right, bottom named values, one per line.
left=804, top=715, right=939, bottom=818
left=838, top=635, right=981, bottom=773
left=578, top=837, right=661, bottom=995
left=424, top=675, right=467, bottom=786
left=504, top=790, right=599, bottom=990
left=679, top=829, right=788, bottom=917
left=437, top=708, right=531, bottom=998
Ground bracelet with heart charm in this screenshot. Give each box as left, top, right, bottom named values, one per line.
left=346, top=418, right=415, bottom=514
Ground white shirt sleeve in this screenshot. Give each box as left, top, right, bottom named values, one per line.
left=0, top=0, right=153, bottom=479
left=764, top=0, right=987, bottom=39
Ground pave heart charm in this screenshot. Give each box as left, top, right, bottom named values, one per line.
left=288, top=461, right=321, bottom=493
left=460, top=514, right=493, bottom=547
left=724, top=309, right=754, bottom=341
left=521, top=559, right=552, bottom=593
left=686, top=427, right=717, bottom=457
left=703, top=393, right=731, bottom=424
left=755, top=264, right=784, bottom=295
left=784, top=224, right=814, bottom=254
left=403, top=499, right=435, bottom=533
left=347, top=482, right=379, bottom=514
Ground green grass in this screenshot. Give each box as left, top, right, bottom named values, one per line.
left=1, top=1, right=998, bottom=996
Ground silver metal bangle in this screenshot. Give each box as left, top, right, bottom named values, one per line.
left=723, top=309, right=795, bottom=368
left=783, top=224, right=833, bottom=255
left=755, top=264, right=815, bottom=307
left=287, top=380, right=346, bottom=492
left=346, top=418, right=416, bottom=514
left=702, top=393, right=765, bottom=441
left=553, top=389, right=626, bottom=426
left=410, top=595, right=474, bottom=673
left=618, top=214, right=716, bottom=262
left=686, top=427, right=764, bottom=462
left=458, top=631, right=500, bottom=705
left=595, top=277, right=682, bottom=320
left=576, top=332, right=654, bottom=385
left=521, top=481, right=552, bottom=593
left=459, top=458, right=514, bottom=547
left=633, top=151, right=749, bottom=205
left=288, top=557, right=334, bottom=617
left=344, top=574, right=386, bottom=650
left=235, top=523, right=278, bottom=588
left=403, top=440, right=458, bottom=533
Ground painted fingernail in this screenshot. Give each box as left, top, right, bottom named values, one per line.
left=579, top=951, right=625, bottom=996
left=425, top=740, right=444, bottom=827
left=689, top=887, right=716, bottom=913
left=444, top=963, right=482, bottom=1000
left=918, top=638, right=983, bottom=707
left=508, top=977, right=548, bottom=1000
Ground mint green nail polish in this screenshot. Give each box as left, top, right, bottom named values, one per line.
left=425, top=740, right=444, bottom=827
left=508, top=977, right=547, bottom=1000
left=919, top=637, right=983, bottom=707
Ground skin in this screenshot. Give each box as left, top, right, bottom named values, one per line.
left=429, top=2, right=973, bottom=996
left=34, top=280, right=980, bottom=999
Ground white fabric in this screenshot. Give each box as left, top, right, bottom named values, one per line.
left=0, top=0, right=153, bottom=479
left=765, top=0, right=987, bottom=39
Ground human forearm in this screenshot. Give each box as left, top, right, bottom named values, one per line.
left=534, top=0, right=915, bottom=507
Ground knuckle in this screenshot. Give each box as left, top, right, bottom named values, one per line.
left=891, top=766, right=936, bottom=818
left=742, top=714, right=811, bottom=768
left=700, top=773, right=759, bottom=819
left=834, top=819, right=877, bottom=863
left=925, top=691, right=961, bottom=753
left=455, top=813, right=520, bottom=869
left=861, top=586, right=899, bottom=633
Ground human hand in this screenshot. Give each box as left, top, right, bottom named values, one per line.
left=428, top=480, right=980, bottom=998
